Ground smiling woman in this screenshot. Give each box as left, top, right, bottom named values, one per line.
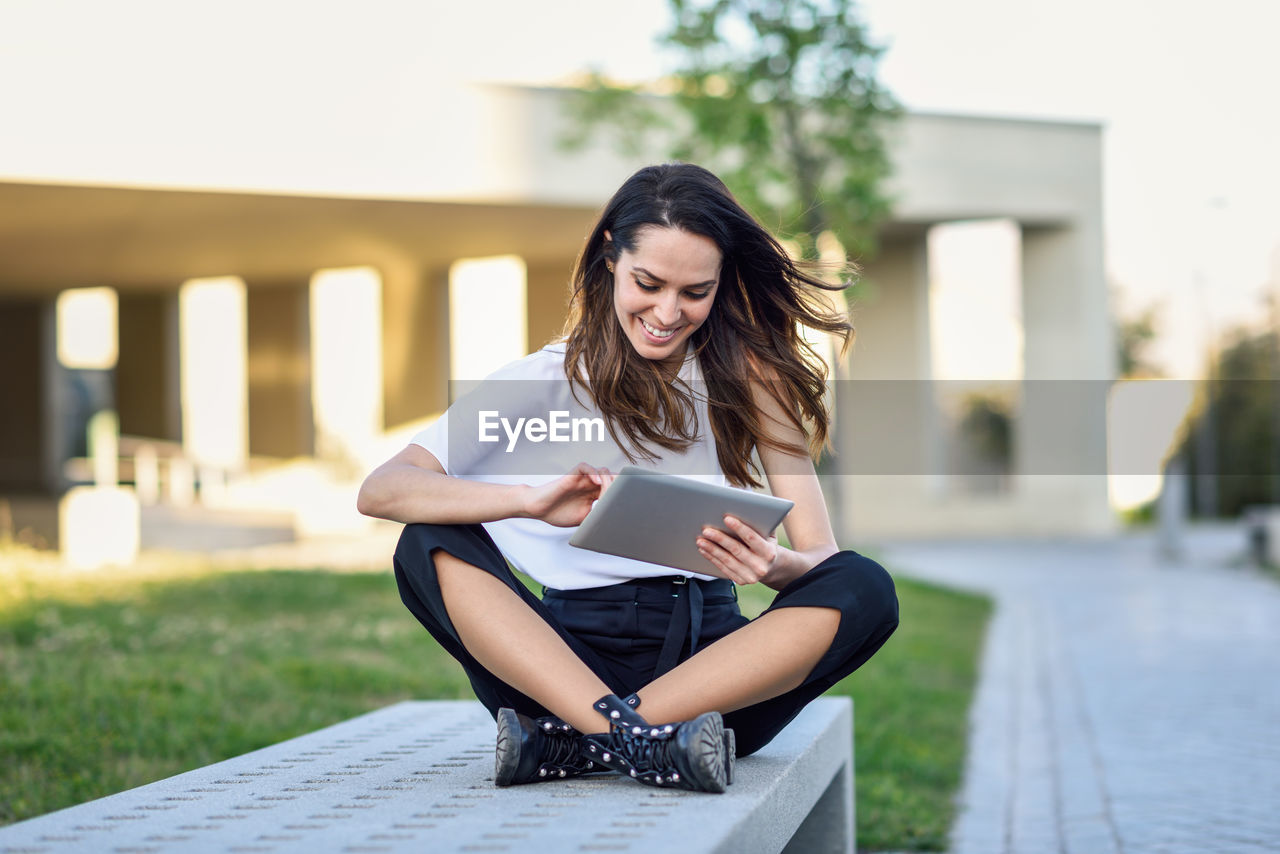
left=357, top=163, right=900, bottom=795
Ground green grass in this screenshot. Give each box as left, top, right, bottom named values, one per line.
left=737, top=573, right=991, bottom=852
left=1, top=558, right=989, bottom=852
left=0, top=563, right=473, bottom=823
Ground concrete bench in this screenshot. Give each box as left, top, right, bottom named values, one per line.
left=0, top=697, right=853, bottom=854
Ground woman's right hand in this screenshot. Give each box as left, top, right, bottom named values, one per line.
left=522, top=463, right=614, bottom=527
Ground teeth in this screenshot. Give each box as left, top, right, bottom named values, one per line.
left=641, top=319, right=676, bottom=339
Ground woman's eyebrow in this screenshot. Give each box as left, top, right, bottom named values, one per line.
left=632, top=266, right=718, bottom=288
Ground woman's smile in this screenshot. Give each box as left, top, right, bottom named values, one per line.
left=639, top=317, right=680, bottom=341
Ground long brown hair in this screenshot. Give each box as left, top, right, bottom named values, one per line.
left=562, top=163, right=853, bottom=487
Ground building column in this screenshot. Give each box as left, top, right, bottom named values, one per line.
left=1017, top=222, right=1116, bottom=533
left=836, top=234, right=942, bottom=539
left=526, top=260, right=572, bottom=352
left=117, top=291, right=181, bottom=443
left=381, top=259, right=449, bottom=430
left=247, top=280, right=313, bottom=459
left=0, top=297, right=60, bottom=494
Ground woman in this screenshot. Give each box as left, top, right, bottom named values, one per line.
left=357, top=163, right=898, bottom=794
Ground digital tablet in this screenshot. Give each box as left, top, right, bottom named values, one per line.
left=568, top=466, right=794, bottom=578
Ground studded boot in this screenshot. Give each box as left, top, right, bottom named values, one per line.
left=494, top=708, right=603, bottom=786
left=582, top=694, right=728, bottom=793
left=620, top=693, right=736, bottom=786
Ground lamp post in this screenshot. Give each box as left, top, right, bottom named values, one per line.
left=1191, top=197, right=1230, bottom=520
left=1269, top=247, right=1280, bottom=507
left=1191, top=269, right=1219, bottom=519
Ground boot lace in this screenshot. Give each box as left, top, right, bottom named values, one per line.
left=536, top=719, right=592, bottom=772
left=612, top=722, right=677, bottom=774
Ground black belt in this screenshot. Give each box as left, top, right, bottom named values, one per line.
left=656, top=576, right=703, bottom=680
left=544, top=576, right=734, bottom=680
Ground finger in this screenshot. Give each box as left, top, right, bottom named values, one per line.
left=722, top=516, right=778, bottom=563
left=697, top=539, right=747, bottom=584
left=702, top=525, right=749, bottom=563
left=723, top=515, right=766, bottom=548
left=699, top=531, right=765, bottom=582
left=570, top=461, right=601, bottom=485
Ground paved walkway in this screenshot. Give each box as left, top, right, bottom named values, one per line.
left=881, top=525, right=1280, bottom=854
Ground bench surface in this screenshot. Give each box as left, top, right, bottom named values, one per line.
left=0, top=697, right=852, bottom=854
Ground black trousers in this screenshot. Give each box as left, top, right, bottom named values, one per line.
left=393, top=522, right=899, bottom=757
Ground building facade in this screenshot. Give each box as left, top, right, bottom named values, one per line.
left=0, top=84, right=1114, bottom=556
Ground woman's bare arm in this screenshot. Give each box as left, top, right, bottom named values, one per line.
left=695, top=373, right=839, bottom=590
left=357, top=444, right=610, bottom=527
left=357, top=445, right=521, bottom=524
left=757, top=442, right=840, bottom=587
left=753, top=378, right=840, bottom=587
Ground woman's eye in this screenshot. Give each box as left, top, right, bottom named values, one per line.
left=633, top=279, right=708, bottom=299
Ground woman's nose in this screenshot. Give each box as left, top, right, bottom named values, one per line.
left=653, top=293, right=681, bottom=326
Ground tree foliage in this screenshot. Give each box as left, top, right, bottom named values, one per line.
left=1115, top=302, right=1164, bottom=379
left=1176, top=323, right=1280, bottom=516
left=957, top=392, right=1013, bottom=470
left=566, top=0, right=900, bottom=260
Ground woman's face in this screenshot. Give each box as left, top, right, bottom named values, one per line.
left=610, top=226, right=722, bottom=371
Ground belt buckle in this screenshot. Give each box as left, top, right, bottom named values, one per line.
left=671, top=576, right=689, bottom=585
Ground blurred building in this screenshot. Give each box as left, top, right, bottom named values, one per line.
left=0, top=84, right=1113, bottom=558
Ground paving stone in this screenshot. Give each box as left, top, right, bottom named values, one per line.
left=884, top=525, right=1280, bottom=854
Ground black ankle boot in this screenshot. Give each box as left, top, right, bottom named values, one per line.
left=494, top=708, right=602, bottom=786
left=582, top=694, right=728, bottom=793
left=621, top=693, right=736, bottom=786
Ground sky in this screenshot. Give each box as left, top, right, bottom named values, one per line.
left=3, top=0, right=1278, bottom=377
left=855, top=0, right=1280, bottom=378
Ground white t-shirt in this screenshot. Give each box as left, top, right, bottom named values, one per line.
left=411, top=344, right=729, bottom=589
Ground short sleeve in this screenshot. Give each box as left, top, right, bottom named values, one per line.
left=408, top=347, right=584, bottom=479
left=410, top=410, right=453, bottom=474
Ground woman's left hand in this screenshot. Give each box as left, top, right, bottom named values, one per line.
left=697, top=515, right=789, bottom=587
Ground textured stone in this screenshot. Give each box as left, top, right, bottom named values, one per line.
left=886, top=525, right=1280, bottom=854
left=0, top=698, right=852, bottom=854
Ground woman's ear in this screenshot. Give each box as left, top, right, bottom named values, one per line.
left=601, top=230, right=616, bottom=271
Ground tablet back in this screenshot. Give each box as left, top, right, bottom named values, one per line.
left=568, top=466, right=794, bottom=577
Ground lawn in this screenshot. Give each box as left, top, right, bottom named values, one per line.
left=735, top=573, right=991, bottom=851
left=0, top=551, right=989, bottom=852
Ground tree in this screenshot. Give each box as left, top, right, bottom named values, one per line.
left=1175, top=322, right=1280, bottom=517
left=951, top=391, right=1014, bottom=494
left=1115, top=300, right=1164, bottom=379
left=566, top=0, right=900, bottom=262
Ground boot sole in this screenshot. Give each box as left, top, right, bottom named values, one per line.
left=724, top=728, right=736, bottom=786
left=494, top=707, right=522, bottom=787
left=680, top=712, right=728, bottom=794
